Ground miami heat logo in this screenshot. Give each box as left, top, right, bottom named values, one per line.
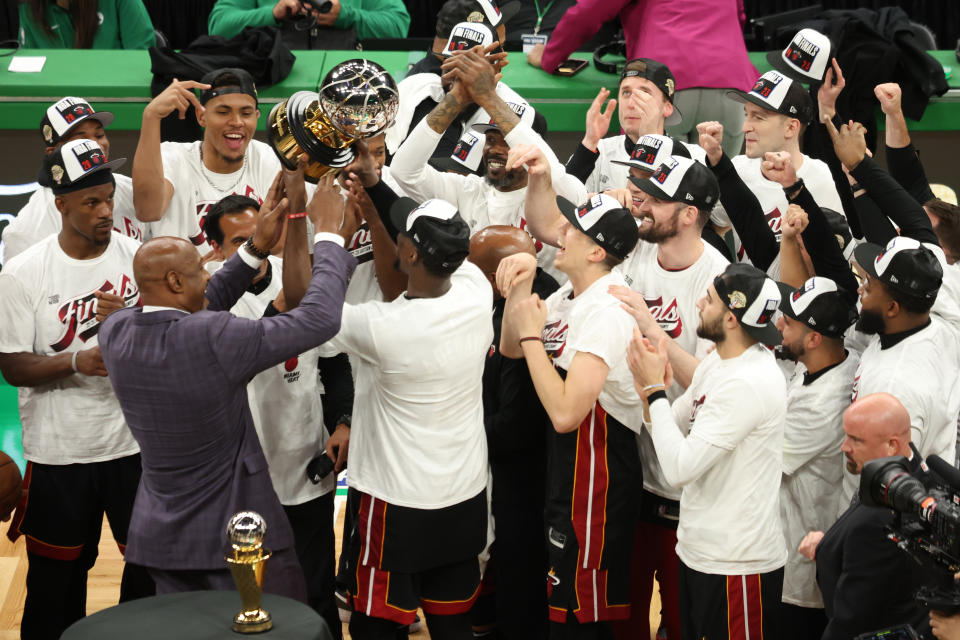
left=283, top=357, right=301, bottom=383
left=542, top=319, right=569, bottom=360
left=49, top=275, right=140, bottom=352
left=765, top=207, right=783, bottom=239
left=347, top=223, right=374, bottom=264
left=645, top=296, right=683, bottom=338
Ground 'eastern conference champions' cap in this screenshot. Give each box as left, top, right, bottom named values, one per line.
left=777, top=276, right=858, bottom=339
left=40, top=138, right=125, bottom=195
left=556, top=193, right=639, bottom=260
left=390, top=197, right=471, bottom=270
left=727, top=70, right=814, bottom=124
left=40, top=97, right=114, bottom=146
left=713, top=263, right=782, bottom=346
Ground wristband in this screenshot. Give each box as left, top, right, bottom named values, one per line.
left=519, top=336, right=543, bottom=346
left=647, top=389, right=668, bottom=404
left=849, top=182, right=864, bottom=192
left=71, top=351, right=80, bottom=373
left=642, top=383, right=666, bottom=393
left=287, top=212, right=307, bottom=220
left=244, top=236, right=270, bottom=260
left=783, top=178, right=805, bottom=199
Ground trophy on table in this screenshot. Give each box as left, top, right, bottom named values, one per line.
left=226, top=511, right=273, bottom=634
left=267, top=59, right=399, bottom=183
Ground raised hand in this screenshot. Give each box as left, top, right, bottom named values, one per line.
left=505, top=143, right=552, bottom=179
left=511, top=293, right=547, bottom=339
left=496, top=252, right=538, bottom=298
left=696, top=121, right=724, bottom=166
left=582, top=88, right=617, bottom=151
left=306, top=173, right=345, bottom=235
left=817, top=58, right=846, bottom=122
left=281, top=156, right=308, bottom=215
left=781, top=204, right=809, bottom=241
left=760, top=151, right=798, bottom=188
left=252, top=190, right=289, bottom=254
left=874, top=83, right=903, bottom=116
left=441, top=44, right=507, bottom=104
left=144, top=78, right=209, bottom=121
left=824, top=118, right=868, bottom=171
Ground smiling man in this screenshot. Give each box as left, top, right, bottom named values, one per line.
left=132, top=68, right=283, bottom=253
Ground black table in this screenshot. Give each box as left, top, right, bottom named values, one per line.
left=62, top=591, right=333, bottom=639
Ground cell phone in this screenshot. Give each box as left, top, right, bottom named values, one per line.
left=854, top=625, right=919, bottom=640
left=556, top=58, right=589, bottom=77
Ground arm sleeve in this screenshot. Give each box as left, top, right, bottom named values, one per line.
left=210, top=241, right=356, bottom=384
left=208, top=0, right=277, bottom=39
left=390, top=119, right=471, bottom=208
left=885, top=143, right=935, bottom=205
left=365, top=179, right=401, bottom=242
left=850, top=157, right=938, bottom=246
left=792, top=188, right=859, bottom=302
left=647, top=398, right=732, bottom=487
left=710, top=152, right=779, bottom=271
left=851, top=191, right=898, bottom=246
left=118, top=0, right=157, bottom=49
left=540, top=0, right=631, bottom=73
left=807, top=114, right=861, bottom=238
left=318, top=352, right=354, bottom=429
left=335, top=0, right=410, bottom=39
left=565, top=143, right=600, bottom=184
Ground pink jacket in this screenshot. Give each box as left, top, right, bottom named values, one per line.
left=541, top=0, right=758, bottom=92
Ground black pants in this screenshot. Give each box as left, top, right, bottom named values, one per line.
left=13, top=456, right=155, bottom=640
left=284, top=491, right=341, bottom=640
left=549, top=612, right=615, bottom=640
left=678, top=561, right=783, bottom=640
left=350, top=610, right=470, bottom=640
left=779, top=602, right=826, bottom=640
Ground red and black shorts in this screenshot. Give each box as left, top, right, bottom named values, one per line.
left=678, top=560, right=784, bottom=640
left=7, top=455, right=142, bottom=561
left=341, top=488, right=487, bottom=625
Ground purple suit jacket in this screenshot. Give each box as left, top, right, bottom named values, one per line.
left=99, top=240, right=356, bottom=570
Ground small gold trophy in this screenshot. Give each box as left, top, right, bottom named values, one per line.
left=226, top=511, right=273, bottom=633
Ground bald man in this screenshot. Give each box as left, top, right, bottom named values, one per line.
left=798, top=393, right=931, bottom=640
left=98, top=175, right=359, bottom=603
left=469, top=225, right=557, bottom=639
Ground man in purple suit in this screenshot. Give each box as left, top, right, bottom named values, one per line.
left=99, top=170, right=359, bottom=600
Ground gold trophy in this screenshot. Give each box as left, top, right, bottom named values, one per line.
left=267, top=59, right=399, bottom=183
left=226, top=511, right=273, bottom=633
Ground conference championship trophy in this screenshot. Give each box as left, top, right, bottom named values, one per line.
left=226, top=512, right=273, bottom=634
left=267, top=59, right=399, bottom=183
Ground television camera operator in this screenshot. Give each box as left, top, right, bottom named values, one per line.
left=798, top=392, right=932, bottom=639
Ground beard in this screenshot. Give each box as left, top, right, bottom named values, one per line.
left=484, top=167, right=525, bottom=190
left=855, top=307, right=885, bottom=335
left=844, top=454, right=860, bottom=474
left=696, top=313, right=725, bottom=343
left=637, top=209, right=681, bottom=243
left=779, top=340, right=805, bottom=362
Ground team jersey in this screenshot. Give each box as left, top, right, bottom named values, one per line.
left=327, top=261, right=492, bottom=509
left=0, top=232, right=142, bottom=464
left=617, top=240, right=729, bottom=500
left=651, top=344, right=788, bottom=575
left=391, top=119, right=587, bottom=282
left=780, top=354, right=859, bottom=608
left=582, top=134, right=706, bottom=194
left=152, top=140, right=281, bottom=253
left=2, top=174, right=145, bottom=264
left=714, top=154, right=842, bottom=277
left=222, top=256, right=334, bottom=505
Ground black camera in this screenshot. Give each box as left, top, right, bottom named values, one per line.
left=862, top=454, right=960, bottom=614
left=301, top=0, right=333, bottom=13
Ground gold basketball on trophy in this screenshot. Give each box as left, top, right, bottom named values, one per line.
left=268, top=59, right=399, bottom=183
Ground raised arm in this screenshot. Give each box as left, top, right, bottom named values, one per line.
left=506, top=143, right=565, bottom=247
left=565, top=88, right=616, bottom=183
left=496, top=253, right=538, bottom=359
left=279, top=164, right=313, bottom=309
left=875, top=83, right=935, bottom=205
left=133, top=79, right=209, bottom=222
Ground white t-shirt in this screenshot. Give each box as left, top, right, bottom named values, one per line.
left=344, top=167, right=404, bottom=306
left=617, top=240, right=729, bottom=499
left=583, top=134, right=707, bottom=194
left=649, top=344, right=788, bottom=575
left=543, top=271, right=643, bottom=432
left=222, top=256, right=334, bottom=505
left=326, top=261, right=493, bottom=509
left=153, top=140, right=281, bottom=252
left=0, top=233, right=142, bottom=464
left=390, top=119, right=587, bottom=282
left=716, top=154, right=842, bottom=278
left=2, top=175, right=145, bottom=264
left=780, top=354, right=859, bottom=608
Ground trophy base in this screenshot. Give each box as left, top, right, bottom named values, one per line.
left=232, top=609, right=273, bottom=634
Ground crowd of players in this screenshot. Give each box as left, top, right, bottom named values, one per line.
left=2, top=2, right=960, bottom=640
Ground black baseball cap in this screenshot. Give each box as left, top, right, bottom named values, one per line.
left=390, top=197, right=471, bottom=270
left=630, top=155, right=719, bottom=212
left=556, top=193, right=639, bottom=260
left=776, top=277, right=858, bottom=339
left=713, top=263, right=783, bottom=346
left=766, top=28, right=834, bottom=84
left=727, top=70, right=814, bottom=125
left=39, top=138, right=125, bottom=195
left=436, top=0, right=519, bottom=37
left=619, top=58, right=682, bottom=126
left=853, top=236, right=943, bottom=301
left=612, top=134, right=691, bottom=174
left=40, top=97, right=114, bottom=146
left=198, top=68, right=259, bottom=106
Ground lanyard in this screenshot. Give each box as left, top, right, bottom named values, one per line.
left=532, top=0, right=557, bottom=35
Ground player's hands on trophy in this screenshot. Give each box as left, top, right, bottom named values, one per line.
left=282, top=155, right=309, bottom=215
left=306, top=173, right=345, bottom=236
left=144, top=78, right=209, bottom=121
left=253, top=172, right=289, bottom=253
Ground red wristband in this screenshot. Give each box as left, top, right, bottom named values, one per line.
left=287, top=212, right=307, bottom=220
